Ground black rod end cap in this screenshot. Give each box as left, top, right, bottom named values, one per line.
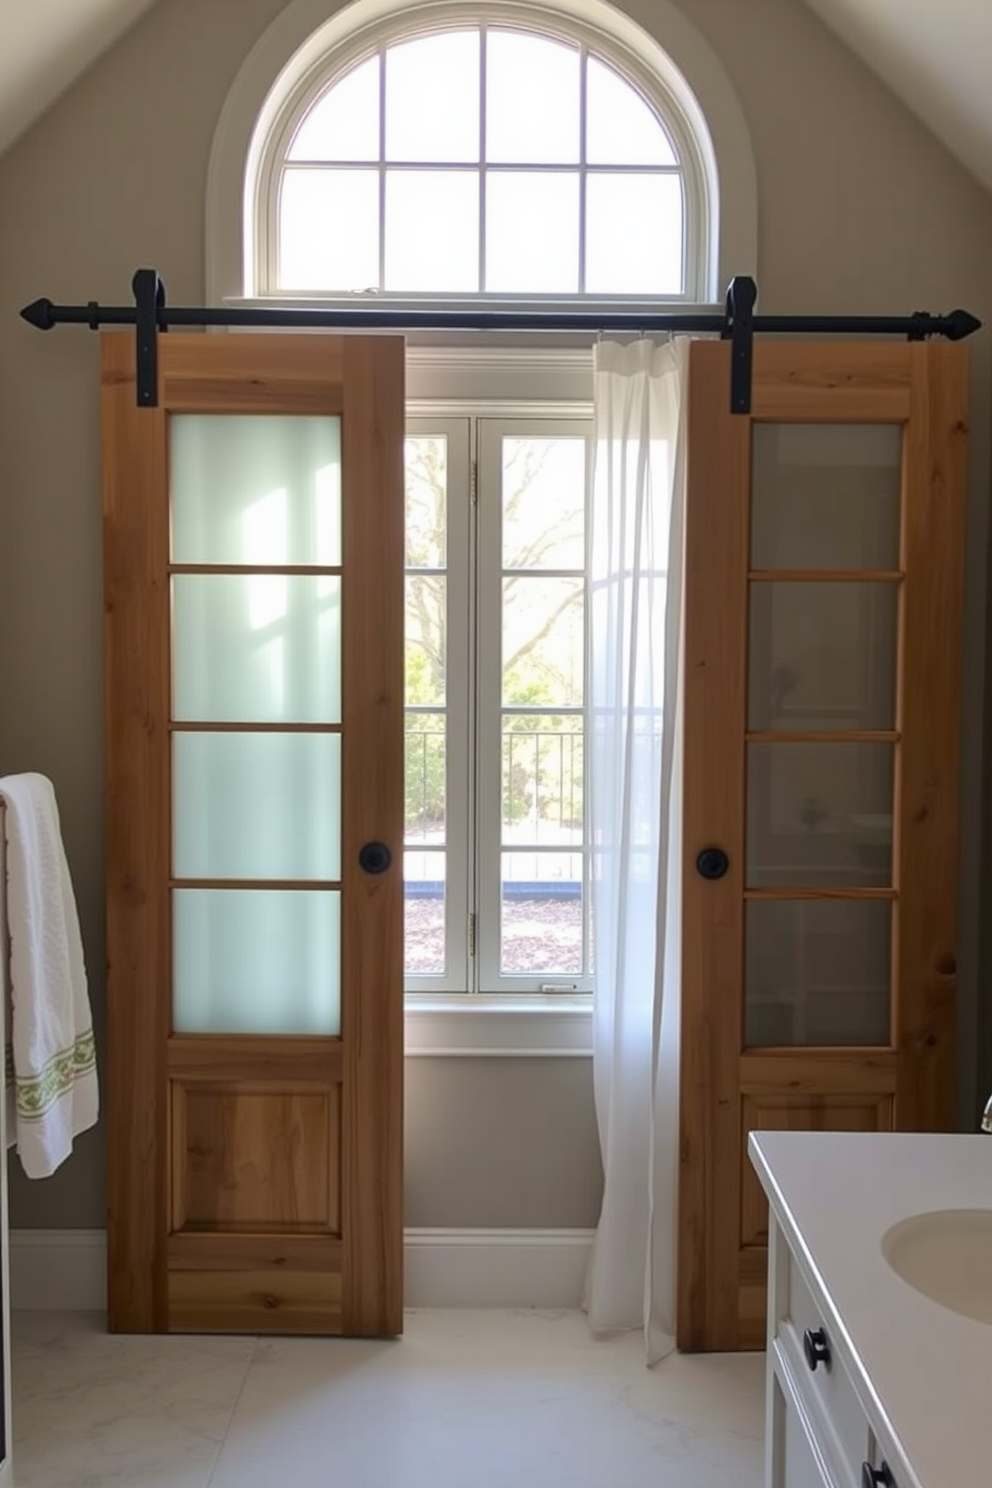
left=945, top=309, right=982, bottom=341
left=20, top=298, right=55, bottom=330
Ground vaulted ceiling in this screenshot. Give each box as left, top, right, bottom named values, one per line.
left=0, top=0, right=990, bottom=199
left=0, top=0, right=156, bottom=159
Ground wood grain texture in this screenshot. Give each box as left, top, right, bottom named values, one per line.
left=679, top=340, right=749, bottom=1352
left=160, top=334, right=345, bottom=413
left=750, top=343, right=912, bottom=421
left=174, top=1084, right=340, bottom=1233
left=168, top=1269, right=343, bottom=1334
left=747, top=570, right=903, bottom=584
left=737, top=1249, right=768, bottom=1351
left=167, top=1036, right=343, bottom=1085
left=106, top=332, right=406, bottom=1336
left=894, top=343, right=967, bottom=1131
left=168, top=1234, right=342, bottom=1271
left=740, top=1091, right=894, bottom=1246
left=679, top=341, right=962, bottom=1353
left=103, top=332, right=171, bottom=1332
left=740, top=1051, right=896, bottom=1094
left=340, top=337, right=406, bottom=1338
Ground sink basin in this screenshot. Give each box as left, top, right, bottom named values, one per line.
left=882, top=1209, right=992, bottom=1325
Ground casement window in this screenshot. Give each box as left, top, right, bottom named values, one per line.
left=404, top=413, right=593, bottom=996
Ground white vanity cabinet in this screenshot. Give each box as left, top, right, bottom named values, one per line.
left=765, top=1211, right=903, bottom=1488
left=749, top=1130, right=992, bottom=1488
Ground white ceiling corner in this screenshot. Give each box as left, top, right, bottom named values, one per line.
left=803, top=0, right=992, bottom=196
left=0, top=0, right=158, bottom=158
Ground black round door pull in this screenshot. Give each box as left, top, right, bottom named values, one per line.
left=359, top=841, right=392, bottom=875
left=803, top=1327, right=831, bottom=1371
left=696, top=846, right=729, bottom=881
left=862, top=1463, right=893, bottom=1488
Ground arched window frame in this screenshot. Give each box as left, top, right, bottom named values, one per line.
left=207, top=0, right=757, bottom=310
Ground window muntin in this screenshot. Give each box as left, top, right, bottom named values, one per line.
left=274, top=24, right=685, bottom=297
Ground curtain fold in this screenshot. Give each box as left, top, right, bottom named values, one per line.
left=584, top=337, right=688, bottom=1363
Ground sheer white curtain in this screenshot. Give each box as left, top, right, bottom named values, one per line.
left=584, top=337, right=688, bottom=1363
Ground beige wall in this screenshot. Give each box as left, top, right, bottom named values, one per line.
left=1, top=0, right=991, bottom=1231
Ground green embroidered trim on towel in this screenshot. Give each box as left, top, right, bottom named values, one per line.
left=7, top=1030, right=96, bottom=1122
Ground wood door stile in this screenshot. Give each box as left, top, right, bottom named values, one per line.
left=677, top=340, right=967, bottom=1351
left=103, top=333, right=405, bottom=1337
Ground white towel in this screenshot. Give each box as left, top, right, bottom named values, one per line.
left=0, top=773, right=98, bottom=1178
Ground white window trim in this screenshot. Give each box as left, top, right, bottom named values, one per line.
left=205, top=0, right=757, bottom=307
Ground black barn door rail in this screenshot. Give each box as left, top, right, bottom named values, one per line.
left=20, top=269, right=981, bottom=413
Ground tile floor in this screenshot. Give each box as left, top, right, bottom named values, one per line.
left=10, top=1309, right=765, bottom=1488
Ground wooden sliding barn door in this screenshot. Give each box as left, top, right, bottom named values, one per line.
left=678, top=340, right=967, bottom=1350
left=102, top=333, right=405, bottom=1335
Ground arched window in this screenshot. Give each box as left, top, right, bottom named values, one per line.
left=206, top=0, right=756, bottom=1041
left=261, top=19, right=698, bottom=299
left=217, top=0, right=758, bottom=307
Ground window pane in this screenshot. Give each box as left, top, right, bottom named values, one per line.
left=503, top=576, right=584, bottom=706
left=279, top=169, right=379, bottom=291
left=405, top=712, right=446, bottom=838
left=173, top=575, right=341, bottom=723
left=502, top=715, right=583, bottom=845
left=500, top=852, right=583, bottom=974
left=385, top=171, right=478, bottom=291
left=405, top=851, right=446, bottom=974
left=745, top=898, right=890, bottom=1047
left=171, top=416, right=341, bottom=567
left=486, top=31, right=579, bottom=163
left=174, top=889, right=340, bottom=1035
left=748, top=583, right=897, bottom=731
left=585, top=174, right=683, bottom=294
left=386, top=31, right=480, bottom=162
left=289, top=56, right=380, bottom=161
left=747, top=742, right=894, bottom=889
left=586, top=57, right=676, bottom=165
left=174, top=732, right=341, bottom=880
left=405, top=435, right=447, bottom=568
left=486, top=173, right=579, bottom=292
left=751, top=424, right=902, bottom=571
left=406, top=575, right=446, bottom=704
left=502, top=438, right=585, bottom=570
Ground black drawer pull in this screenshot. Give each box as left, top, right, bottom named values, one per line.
left=802, top=1326, right=830, bottom=1371
left=862, top=1462, right=893, bottom=1488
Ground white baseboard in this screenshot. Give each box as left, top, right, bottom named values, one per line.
left=9, top=1228, right=594, bottom=1312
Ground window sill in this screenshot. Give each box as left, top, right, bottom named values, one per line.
left=404, top=995, right=593, bottom=1057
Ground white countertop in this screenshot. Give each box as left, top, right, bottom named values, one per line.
left=748, top=1131, right=992, bottom=1488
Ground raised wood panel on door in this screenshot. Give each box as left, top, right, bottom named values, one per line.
left=103, top=333, right=404, bottom=1337
left=679, top=340, right=966, bottom=1353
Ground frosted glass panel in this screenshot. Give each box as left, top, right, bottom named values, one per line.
left=747, top=742, right=893, bottom=888
left=751, top=424, right=902, bottom=570
left=174, top=889, right=340, bottom=1034
left=173, top=575, right=341, bottom=723
left=174, top=733, right=341, bottom=880
left=748, top=583, right=897, bottom=731
left=745, top=898, right=890, bottom=1047
left=171, top=416, right=341, bottom=566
